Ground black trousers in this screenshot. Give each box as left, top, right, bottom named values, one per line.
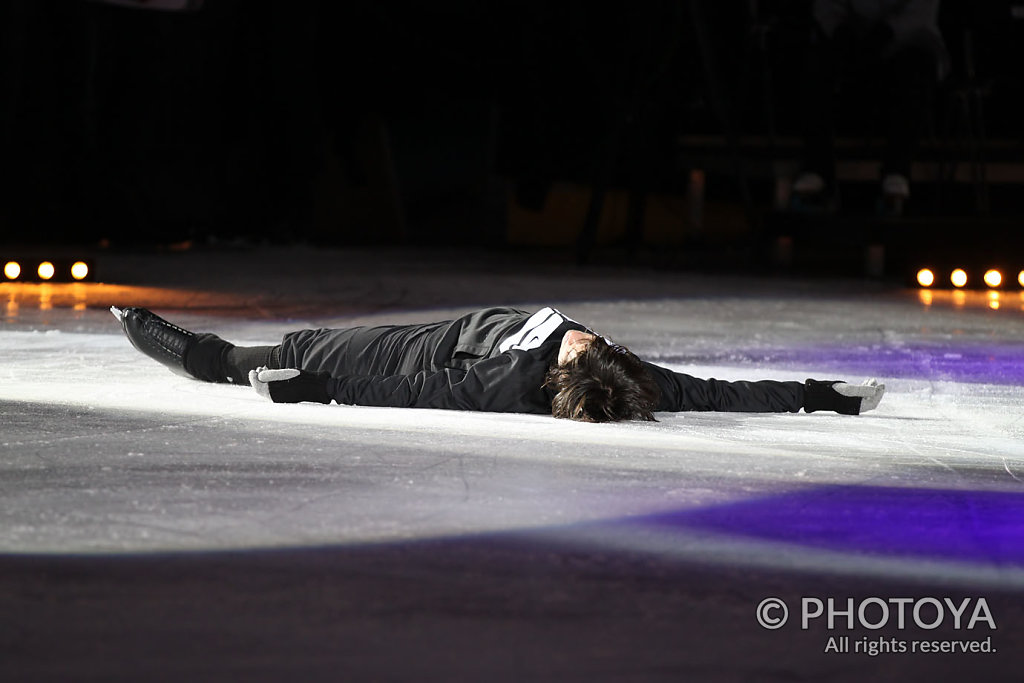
left=186, top=335, right=280, bottom=384
left=278, top=321, right=454, bottom=378
left=189, top=320, right=451, bottom=384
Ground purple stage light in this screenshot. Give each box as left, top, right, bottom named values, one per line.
left=639, top=485, right=1024, bottom=566
left=658, top=341, right=1024, bottom=385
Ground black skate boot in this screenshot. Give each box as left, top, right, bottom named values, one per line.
left=111, top=306, right=195, bottom=378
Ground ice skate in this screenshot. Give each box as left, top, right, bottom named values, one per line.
left=112, top=306, right=196, bottom=378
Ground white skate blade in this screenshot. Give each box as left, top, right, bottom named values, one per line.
left=110, top=306, right=124, bottom=322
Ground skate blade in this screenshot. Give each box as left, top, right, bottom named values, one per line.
left=110, top=306, right=124, bottom=322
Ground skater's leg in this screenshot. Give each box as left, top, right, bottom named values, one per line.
left=278, top=322, right=448, bottom=377
left=113, top=306, right=280, bottom=384
left=277, top=327, right=368, bottom=376
left=185, top=334, right=281, bottom=384
left=228, top=344, right=282, bottom=380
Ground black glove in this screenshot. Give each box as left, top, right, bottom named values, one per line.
left=249, top=367, right=331, bottom=404
left=804, top=378, right=885, bottom=415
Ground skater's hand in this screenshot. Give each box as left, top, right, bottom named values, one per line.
left=249, top=367, right=331, bottom=404
left=833, top=378, right=885, bottom=413
left=804, top=378, right=885, bottom=415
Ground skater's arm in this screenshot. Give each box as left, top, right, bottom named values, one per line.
left=641, top=362, right=884, bottom=415
left=642, top=362, right=804, bottom=413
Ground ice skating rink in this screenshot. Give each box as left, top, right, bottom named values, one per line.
left=2, top=248, right=1023, bottom=681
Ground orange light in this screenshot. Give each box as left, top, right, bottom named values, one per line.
left=984, top=269, right=1002, bottom=288
left=70, top=261, right=89, bottom=280
left=37, top=262, right=55, bottom=280
left=950, top=269, right=968, bottom=288
left=4, top=261, right=20, bottom=280
left=1019, top=270, right=1024, bottom=288
left=916, top=268, right=935, bottom=287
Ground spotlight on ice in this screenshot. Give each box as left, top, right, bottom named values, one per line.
left=950, top=269, right=968, bottom=288
left=37, top=261, right=55, bottom=281
left=71, top=261, right=90, bottom=281
left=984, top=269, right=1002, bottom=288
left=4, top=261, right=20, bottom=280
left=916, top=268, right=934, bottom=287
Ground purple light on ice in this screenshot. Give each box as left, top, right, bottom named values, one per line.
left=657, top=342, right=1024, bottom=385
left=638, top=485, right=1024, bottom=566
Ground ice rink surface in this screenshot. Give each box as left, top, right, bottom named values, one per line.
left=2, top=247, right=1023, bottom=681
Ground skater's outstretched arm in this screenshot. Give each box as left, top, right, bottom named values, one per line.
left=642, top=362, right=804, bottom=413
left=641, top=362, right=884, bottom=415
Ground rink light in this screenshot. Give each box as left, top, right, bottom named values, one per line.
left=1, top=256, right=96, bottom=282
left=983, top=269, right=1002, bottom=288
left=914, top=266, right=1024, bottom=290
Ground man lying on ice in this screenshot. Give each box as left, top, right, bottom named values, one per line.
left=111, top=306, right=884, bottom=422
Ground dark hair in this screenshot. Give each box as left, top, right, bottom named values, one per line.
left=544, top=339, right=660, bottom=422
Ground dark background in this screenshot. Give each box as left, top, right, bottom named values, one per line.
left=1, top=0, right=1022, bottom=252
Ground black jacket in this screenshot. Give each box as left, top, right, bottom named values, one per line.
left=277, top=307, right=805, bottom=414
